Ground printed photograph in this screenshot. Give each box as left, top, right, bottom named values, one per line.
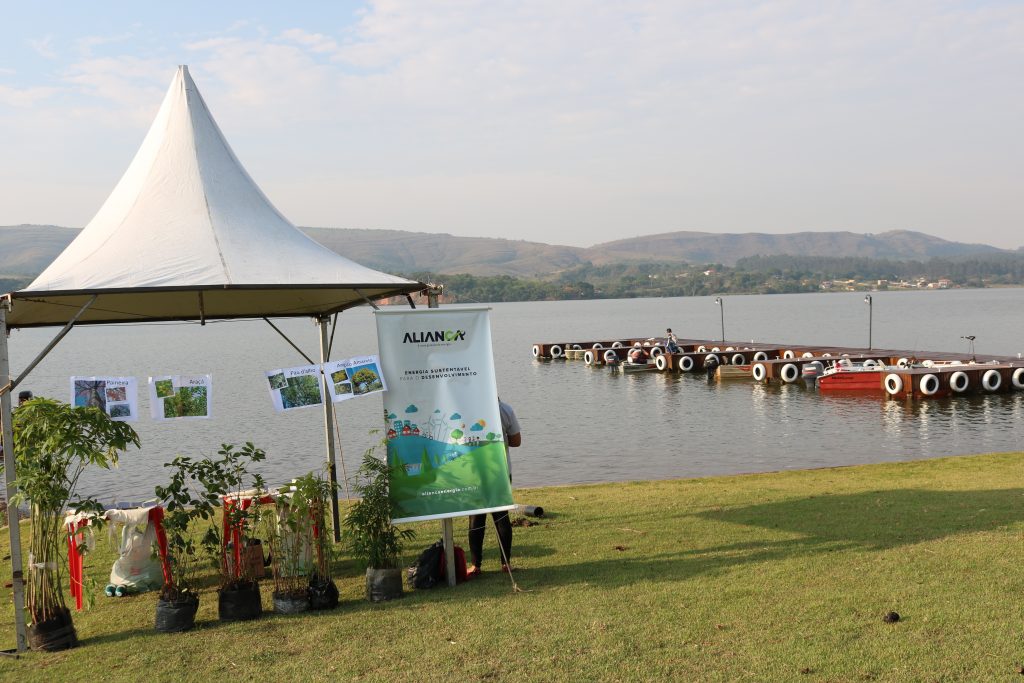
left=163, top=386, right=209, bottom=419
left=108, top=403, right=132, bottom=419
left=330, top=369, right=348, bottom=384
left=105, top=386, right=128, bottom=402
left=267, top=372, right=287, bottom=390
left=348, top=362, right=384, bottom=395
left=74, top=379, right=107, bottom=412
left=281, top=374, right=321, bottom=409
left=154, top=378, right=175, bottom=398
left=334, top=381, right=353, bottom=396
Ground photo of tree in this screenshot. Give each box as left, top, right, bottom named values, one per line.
left=334, top=381, right=353, bottom=395
left=154, top=378, right=174, bottom=398
left=267, top=372, right=287, bottom=390
left=330, top=369, right=347, bottom=384
left=281, top=374, right=321, bottom=409
left=74, top=379, right=107, bottom=412
left=105, top=386, right=127, bottom=402
left=163, top=386, right=209, bottom=418
left=349, top=363, right=384, bottom=395
left=108, top=403, right=132, bottom=418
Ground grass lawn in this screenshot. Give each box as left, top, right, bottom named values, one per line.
left=1, top=452, right=1023, bottom=682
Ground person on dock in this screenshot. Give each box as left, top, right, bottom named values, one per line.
left=628, top=346, right=649, bottom=364
left=467, top=398, right=521, bottom=577
left=665, top=329, right=681, bottom=354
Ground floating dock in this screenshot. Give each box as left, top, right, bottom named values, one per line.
left=531, top=336, right=1024, bottom=399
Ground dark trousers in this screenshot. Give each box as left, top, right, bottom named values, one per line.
left=468, top=510, right=512, bottom=568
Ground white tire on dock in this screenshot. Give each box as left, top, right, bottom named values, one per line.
left=801, top=352, right=814, bottom=359
left=612, top=341, right=624, bottom=348
left=649, top=346, right=664, bottom=358
left=532, top=345, right=541, bottom=358
left=1012, top=368, right=1024, bottom=389
left=726, top=346, right=735, bottom=352
left=592, top=343, right=603, bottom=350
left=732, top=353, right=745, bottom=365
left=821, top=353, right=832, bottom=358
left=982, top=369, right=1002, bottom=392
left=584, top=351, right=595, bottom=366
left=780, top=363, right=799, bottom=383
left=572, top=344, right=582, bottom=350
left=655, top=355, right=668, bottom=371
left=603, top=349, right=618, bottom=363
left=919, top=374, right=940, bottom=396
left=679, top=356, right=695, bottom=372
left=550, top=345, right=563, bottom=359
left=783, top=350, right=796, bottom=359
left=752, top=363, right=767, bottom=382
left=921, top=359, right=935, bottom=368
left=884, top=374, right=903, bottom=396
left=863, top=358, right=878, bottom=369
left=704, top=353, right=720, bottom=368
left=753, top=351, right=768, bottom=362
left=949, top=371, right=969, bottom=393
left=711, top=347, right=721, bottom=353
left=634, top=342, right=643, bottom=348
left=697, top=345, right=707, bottom=353
left=896, top=357, right=909, bottom=368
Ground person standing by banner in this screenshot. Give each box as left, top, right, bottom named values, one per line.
left=467, top=397, right=521, bottom=576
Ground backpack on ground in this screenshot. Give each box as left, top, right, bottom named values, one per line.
left=408, top=539, right=445, bottom=589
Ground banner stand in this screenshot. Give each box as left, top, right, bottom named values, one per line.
left=426, top=286, right=458, bottom=589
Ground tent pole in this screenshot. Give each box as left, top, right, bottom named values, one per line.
left=3, top=295, right=96, bottom=395
left=425, top=286, right=457, bottom=588
left=317, top=315, right=343, bottom=542
left=0, top=300, right=28, bottom=652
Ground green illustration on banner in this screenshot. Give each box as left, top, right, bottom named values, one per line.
left=384, top=403, right=511, bottom=518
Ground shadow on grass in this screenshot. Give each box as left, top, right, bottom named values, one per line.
left=528, top=487, right=1024, bottom=589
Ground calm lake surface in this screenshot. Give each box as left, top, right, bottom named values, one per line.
left=8, top=288, right=1024, bottom=502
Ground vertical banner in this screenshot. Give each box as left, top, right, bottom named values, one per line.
left=265, top=364, right=323, bottom=412
left=148, top=375, right=213, bottom=420
left=70, top=376, right=139, bottom=421
left=375, top=307, right=514, bottom=523
left=324, top=355, right=387, bottom=403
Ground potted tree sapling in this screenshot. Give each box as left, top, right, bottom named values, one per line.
left=201, top=442, right=269, bottom=622
left=266, top=474, right=315, bottom=614
left=343, top=445, right=415, bottom=602
left=303, top=473, right=340, bottom=610
left=12, top=398, right=140, bottom=651
left=153, top=453, right=228, bottom=632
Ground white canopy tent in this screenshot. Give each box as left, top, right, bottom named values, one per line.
left=0, top=66, right=425, bottom=650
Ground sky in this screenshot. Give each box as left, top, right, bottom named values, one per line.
left=1, top=1, right=1022, bottom=249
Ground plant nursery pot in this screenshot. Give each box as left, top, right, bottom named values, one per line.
left=28, top=607, right=79, bottom=652
left=272, top=590, right=310, bottom=615
left=218, top=580, right=263, bottom=621
left=366, top=567, right=404, bottom=603
left=309, top=578, right=339, bottom=610
left=155, top=593, right=200, bottom=633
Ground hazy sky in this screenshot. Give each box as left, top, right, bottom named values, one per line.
left=1, top=1, right=1021, bottom=249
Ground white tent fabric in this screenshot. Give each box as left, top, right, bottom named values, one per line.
left=7, top=65, right=422, bottom=328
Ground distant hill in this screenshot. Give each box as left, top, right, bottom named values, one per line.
left=0, top=224, right=1013, bottom=280
left=0, top=225, right=80, bottom=277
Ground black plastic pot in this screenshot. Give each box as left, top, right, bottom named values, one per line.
left=155, top=593, right=200, bottom=633
left=309, top=578, right=339, bottom=610
left=366, top=567, right=404, bottom=603
left=28, top=607, right=79, bottom=651
left=218, top=580, right=262, bottom=621
left=272, top=590, right=310, bottom=615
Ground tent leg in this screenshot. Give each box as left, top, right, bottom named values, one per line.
left=317, top=316, right=343, bottom=543
left=0, top=301, right=28, bottom=652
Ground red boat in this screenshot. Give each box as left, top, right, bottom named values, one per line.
left=817, top=364, right=884, bottom=392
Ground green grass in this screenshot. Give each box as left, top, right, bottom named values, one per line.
left=2, top=452, right=1023, bottom=682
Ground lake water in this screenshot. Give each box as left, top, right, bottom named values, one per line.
left=7, top=288, right=1024, bottom=502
